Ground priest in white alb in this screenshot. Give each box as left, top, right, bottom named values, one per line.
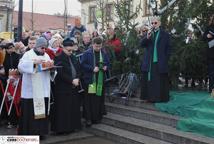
left=17, top=37, right=54, bottom=138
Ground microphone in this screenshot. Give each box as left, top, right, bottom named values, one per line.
left=148, top=26, right=155, bottom=34
left=147, top=26, right=154, bottom=38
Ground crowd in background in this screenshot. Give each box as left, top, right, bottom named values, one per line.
left=0, top=20, right=125, bottom=139
left=0, top=15, right=212, bottom=140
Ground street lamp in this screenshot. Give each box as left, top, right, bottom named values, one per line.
left=17, top=0, right=23, bottom=41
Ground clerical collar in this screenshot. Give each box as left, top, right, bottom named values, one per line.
left=34, top=49, right=44, bottom=56
left=93, top=49, right=100, bottom=53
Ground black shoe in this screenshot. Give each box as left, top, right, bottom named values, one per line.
left=102, top=111, right=107, bottom=115
left=85, top=120, right=92, bottom=127
left=39, top=135, right=46, bottom=141
left=52, top=132, right=69, bottom=136
left=92, top=120, right=101, bottom=124
left=7, top=122, right=17, bottom=129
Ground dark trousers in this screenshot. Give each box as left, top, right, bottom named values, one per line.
left=83, top=84, right=103, bottom=123
left=208, top=59, right=214, bottom=92
left=140, top=63, right=169, bottom=102
left=18, top=98, right=49, bottom=135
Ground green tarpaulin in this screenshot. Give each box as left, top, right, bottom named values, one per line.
left=155, top=91, right=214, bottom=137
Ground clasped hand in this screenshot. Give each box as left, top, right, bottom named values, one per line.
left=72, top=78, right=79, bottom=86
left=93, top=66, right=107, bottom=72
left=207, top=33, right=213, bottom=39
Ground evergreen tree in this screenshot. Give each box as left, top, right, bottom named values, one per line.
left=113, top=0, right=142, bottom=74
left=159, top=0, right=214, bottom=88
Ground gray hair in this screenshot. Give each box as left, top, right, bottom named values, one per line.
left=151, top=16, right=161, bottom=22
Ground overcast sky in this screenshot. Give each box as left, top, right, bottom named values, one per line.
left=14, top=0, right=81, bottom=16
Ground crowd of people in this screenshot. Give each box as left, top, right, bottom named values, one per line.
left=0, top=19, right=123, bottom=140
left=0, top=15, right=213, bottom=140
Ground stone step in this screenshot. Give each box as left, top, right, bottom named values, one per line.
left=87, top=124, right=172, bottom=144
left=41, top=131, right=94, bottom=144
left=105, top=96, right=157, bottom=111
left=102, top=113, right=214, bottom=144
left=105, top=102, right=179, bottom=127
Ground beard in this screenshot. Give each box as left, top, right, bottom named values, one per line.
left=34, top=48, right=44, bottom=56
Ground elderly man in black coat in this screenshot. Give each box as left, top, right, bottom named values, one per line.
left=140, top=16, right=171, bottom=103
left=51, top=38, right=81, bottom=135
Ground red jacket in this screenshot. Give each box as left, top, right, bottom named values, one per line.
left=45, top=48, right=62, bottom=60
left=107, top=38, right=122, bottom=54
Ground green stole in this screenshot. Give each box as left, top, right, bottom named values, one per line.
left=96, top=51, right=104, bottom=96
left=148, top=30, right=160, bottom=81
left=88, top=50, right=104, bottom=96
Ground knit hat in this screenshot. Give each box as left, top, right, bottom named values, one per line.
left=63, top=38, right=74, bottom=47
left=49, top=38, right=58, bottom=48
left=53, top=33, right=62, bottom=40
left=35, top=37, right=48, bottom=48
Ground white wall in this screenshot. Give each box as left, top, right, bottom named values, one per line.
left=0, top=12, right=7, bottom=32
left=80, top=0, right=151, bottom=32
left=81, top=0, right=97, bottom=33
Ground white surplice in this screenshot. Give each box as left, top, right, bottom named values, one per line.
left=18, top=49, right=51, bottom=118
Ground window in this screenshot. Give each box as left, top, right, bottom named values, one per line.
left=124, top=0, right=134, bottom=18
left=129, top=0, right=134, bottom=15
left=89, top=6, right=96, bottom=23
left=106, top=3, right=113, bottom=21
left=144, top=0, right=150, bottom=16
left=0, top=18, right=2, bottom=32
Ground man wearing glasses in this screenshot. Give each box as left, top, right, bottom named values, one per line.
left=18, top=37, right=53, bottom=139
left=140, top=16, right=171, bottom=103
left=51, top=38, right=81, bottom=135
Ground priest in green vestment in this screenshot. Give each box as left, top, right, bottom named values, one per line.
left=81, top=37, right=110, bottom=127
left=140, top=16, right=171, bottom=103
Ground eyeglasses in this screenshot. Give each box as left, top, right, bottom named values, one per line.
left=66, top=49, right=72, bottom=53
left=40, top=47, right=46, bottom=50
left=151, top=22, right=158, bottom=25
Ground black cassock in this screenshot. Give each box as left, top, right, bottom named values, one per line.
left=81, top=51, right=107, bottom=124
left=51, top=52, right=81, bottom=133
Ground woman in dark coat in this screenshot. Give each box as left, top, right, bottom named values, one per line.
left=51, top=38, right=81, bottom=134
left=81, top=37, right=110, bottom=127
left=140, top=16, right=171, bottom=103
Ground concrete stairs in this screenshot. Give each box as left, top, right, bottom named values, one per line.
left=86, top=96, right=214, bottom=144
left=41, top=131, right=93, bottom=144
